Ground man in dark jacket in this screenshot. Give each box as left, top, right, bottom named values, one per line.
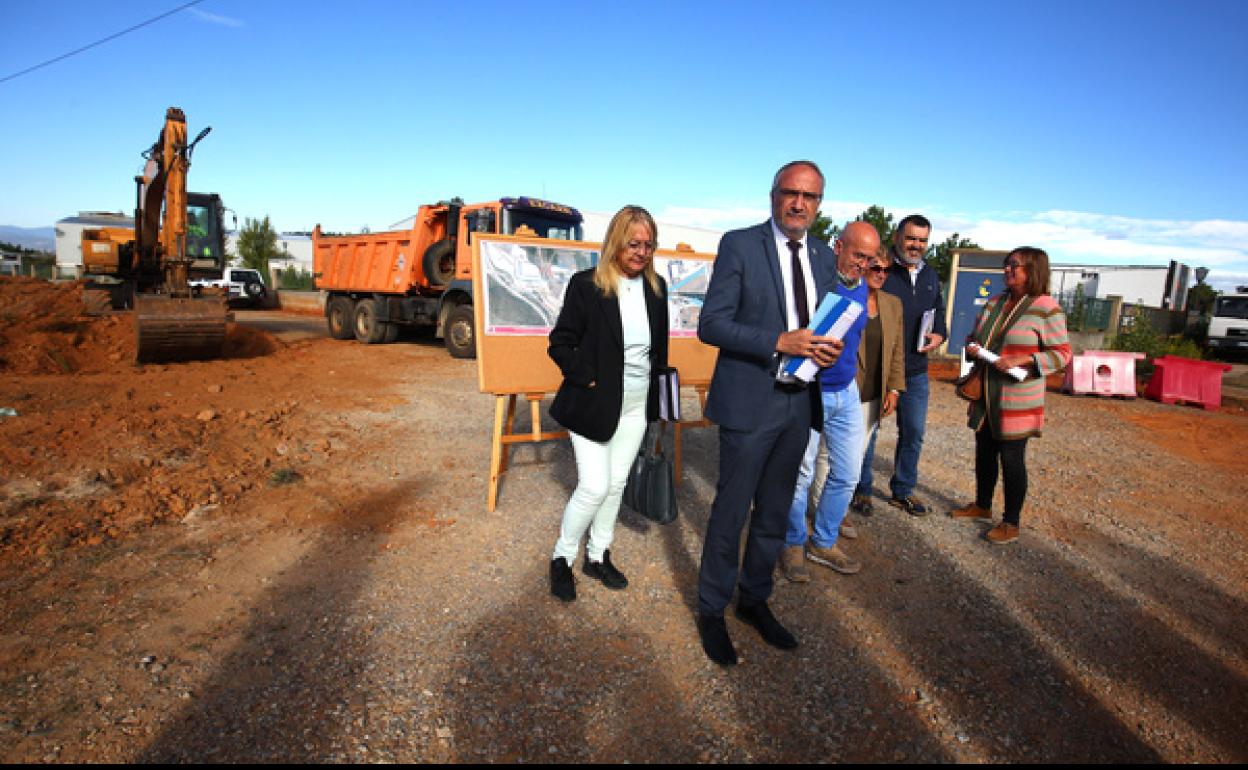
left=695, top=160, right=841, bottom=666
left=855, top=214, right=945, bottom=516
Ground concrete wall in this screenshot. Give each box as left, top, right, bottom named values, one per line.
left=275, top=290, right=324, bottom=313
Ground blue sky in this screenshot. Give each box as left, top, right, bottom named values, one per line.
left=2, top=0, right=1246, bottom=289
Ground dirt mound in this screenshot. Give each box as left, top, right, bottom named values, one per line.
left=0, top=277, right=133, bottom=374
left=0, top=277, right=282, bottom=373
left=223, top=323, right=281, bottom=358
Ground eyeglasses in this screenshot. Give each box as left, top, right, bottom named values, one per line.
left=867, top=265, right=888, bottom=273
left=626, top=240, right=656, bottom=253
left=1003, top=260, right=1024, bottom=270
left=776, top=187, right=823, bottom=204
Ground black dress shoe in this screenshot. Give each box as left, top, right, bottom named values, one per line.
left=550, top=557, right=576, bottom=602
left=735, top=601, right=799, bottom=650
left=697, top=614, right=738, bottom=666
left=582, top=549, right=628, bottom=590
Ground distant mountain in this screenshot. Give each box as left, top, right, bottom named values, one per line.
left=0, top=225, right=55, bottom=253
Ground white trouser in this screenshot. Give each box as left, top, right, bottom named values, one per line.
left=552, top=386, right=649, bottom=564
left=860, top=398, right=880, bottom=458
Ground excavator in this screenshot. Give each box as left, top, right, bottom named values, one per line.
left=81, top=107, right=230, bottom=363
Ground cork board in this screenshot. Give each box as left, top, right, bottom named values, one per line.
left=472, top=234, right=718, bottom=395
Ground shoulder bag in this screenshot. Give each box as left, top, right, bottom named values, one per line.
left=622, top=421, right=678, bottom=525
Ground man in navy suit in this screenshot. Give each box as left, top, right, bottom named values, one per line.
left=695, top=160, right=842, bottom=666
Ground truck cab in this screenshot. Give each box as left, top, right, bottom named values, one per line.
left=1207, top=288, right=1248, bottom=355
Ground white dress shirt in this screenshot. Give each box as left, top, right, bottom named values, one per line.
left=770, top=219, right=818, bottom=331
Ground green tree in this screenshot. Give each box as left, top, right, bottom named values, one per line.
left=235, top=216, right=281, bottom=286
left=809, top=212, right=838, bottom=242
left=278, top=265, right=317, bottom=291
left=853, top=205, right=895, bottom=246
left=1187, top=281, right=1217, bottom=314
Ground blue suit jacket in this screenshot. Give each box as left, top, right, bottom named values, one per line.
left=698, top=221, right=835, bottom=431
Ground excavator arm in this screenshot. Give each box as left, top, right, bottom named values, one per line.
left=130, top=107, right=229, bottom=362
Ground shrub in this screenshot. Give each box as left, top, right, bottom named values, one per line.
left=1110, top=314, right=1204, bottom=376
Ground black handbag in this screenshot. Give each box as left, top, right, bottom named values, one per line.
left=622, top=421, right=678, bottom=525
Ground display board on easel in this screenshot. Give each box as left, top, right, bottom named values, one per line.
left=471, top=233, right=719, bottom=509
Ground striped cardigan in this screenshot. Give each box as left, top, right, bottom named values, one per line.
left=966, top=294, right=1071, bottom=440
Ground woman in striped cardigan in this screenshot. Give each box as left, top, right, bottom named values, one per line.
left=951, top=247, right=1071, bottom=544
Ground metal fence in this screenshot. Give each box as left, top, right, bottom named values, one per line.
left=1056, top=291, right=1115, bottom=332
left=1117, top=303, right=1185, bottom=336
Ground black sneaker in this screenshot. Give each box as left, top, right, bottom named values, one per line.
left=550, top=557, right=576, bottom=602
left=582, top=549, right=628, bottom=590
left=889, top=495, right=929, bottom=517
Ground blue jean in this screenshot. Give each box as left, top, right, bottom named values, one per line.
left=890, top=371, right=929, bottom=499
left=786, top=381, right=864, bottom=549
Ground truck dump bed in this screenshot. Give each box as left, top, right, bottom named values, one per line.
left=313, top=218, right=445, bottom=295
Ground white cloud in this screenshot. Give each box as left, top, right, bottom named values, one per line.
left=316, top=195, right=1248, bottom=291
left=189, top=8, right=245, bottom=27
left=654, top=205, right=768, bottom=230
left=651, top=200, right=1248, bottom=287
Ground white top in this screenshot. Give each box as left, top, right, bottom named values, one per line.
left=618, top=274, right=651, bottom=392
left=770, top=219, right=818, bottom=331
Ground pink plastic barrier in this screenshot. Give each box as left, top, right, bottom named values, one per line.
left=1144, top=355, right=1233, bottom=411
left=1063, top=350, right=1146, bottom=397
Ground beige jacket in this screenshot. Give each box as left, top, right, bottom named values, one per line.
left=856, top=290, right=906, bottom=402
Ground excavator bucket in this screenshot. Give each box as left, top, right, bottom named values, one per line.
left=134, top=294, right=230, bottom=363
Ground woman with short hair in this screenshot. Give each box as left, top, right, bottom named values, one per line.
left=850, top=250, right=907, bottom=518
left=952, top=247, right=1071, bottom=544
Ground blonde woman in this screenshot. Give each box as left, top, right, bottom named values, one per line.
left=850, top=250, right=907, bottom=518
left=547, top=206, right=670, bottom=601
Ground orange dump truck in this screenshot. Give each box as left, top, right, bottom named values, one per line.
left=313, top=197, right=583, bottom=358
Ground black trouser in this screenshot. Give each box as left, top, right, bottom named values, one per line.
left=974, top=429, right=1029, bottom=525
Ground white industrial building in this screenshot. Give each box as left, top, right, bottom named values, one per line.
left=1050, top=261, right=1190, bottom=310
left=580, top=211, right=724, bottom=254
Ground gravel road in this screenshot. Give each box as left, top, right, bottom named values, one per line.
left=2, top=330, right=1246, bottom=762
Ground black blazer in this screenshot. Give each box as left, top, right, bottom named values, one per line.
left=548, top=269, right=670, bottom=442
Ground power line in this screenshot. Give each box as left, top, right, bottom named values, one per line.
left=0, top=0, right=208, bottom=86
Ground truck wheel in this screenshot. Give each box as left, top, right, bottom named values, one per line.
left=327, top=296, right=355, bottom=340
left=445, top=304, right=476, bottom=359
left=353, top=299, right=390, bottom=344
left=423, top=239, right=456, bottom=287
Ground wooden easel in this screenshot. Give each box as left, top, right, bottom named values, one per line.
left=487, top=392, right=568, bottom=511
left=670, top=383, right=711, bottom=481
left=486, top=384, right=714, bottom=512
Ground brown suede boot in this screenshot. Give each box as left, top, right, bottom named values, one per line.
left=985, top=522, right=1020, bottom=544
left=950, top=503, right=993, bottom=520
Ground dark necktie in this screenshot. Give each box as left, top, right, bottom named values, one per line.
left=787, top=239, right=810, bottom=329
